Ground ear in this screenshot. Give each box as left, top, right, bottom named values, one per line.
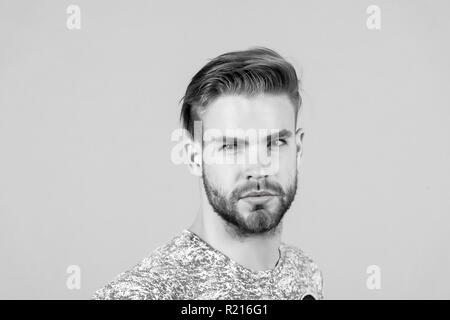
left=183, top=137, right=203, bottom=177
left=295, top=127, right=305, bottom=168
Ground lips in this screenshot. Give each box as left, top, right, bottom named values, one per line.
left=240, top=190, right=279, bottom=199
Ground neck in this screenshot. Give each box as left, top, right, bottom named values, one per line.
left=188, top=190, right=283, bottom=272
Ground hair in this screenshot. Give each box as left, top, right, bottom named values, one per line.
left=179, top=47, right=302, bottom=140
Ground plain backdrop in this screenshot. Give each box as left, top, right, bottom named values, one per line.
left=1, top=0, right=449, bottom=299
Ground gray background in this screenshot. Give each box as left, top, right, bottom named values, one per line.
left=1, top=0, right=449, bottom=299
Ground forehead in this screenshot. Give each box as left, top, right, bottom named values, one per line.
left=201, top=93, right=296, bottom=132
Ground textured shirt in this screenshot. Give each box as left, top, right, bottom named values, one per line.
left=92, top=229, right=324, bottom=300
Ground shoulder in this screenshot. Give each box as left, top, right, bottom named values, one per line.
left=282, top=243, right=324, bottom=299
left=92, top=231, right=193, bottom=300
left=282, top=244, right=321, bottom=272
left=92, top=259, right=166, bottom=300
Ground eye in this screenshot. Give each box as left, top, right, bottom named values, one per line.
left=269, top=139, right=287, bottom=148
left=221, top=143, right=236, bottom=151
left=221, top=140, right=240, bottom=151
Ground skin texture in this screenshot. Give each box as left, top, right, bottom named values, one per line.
left=185, top=92, right=305, bottom=272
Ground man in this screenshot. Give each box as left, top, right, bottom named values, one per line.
left=93, top=47, right=324, bottom=300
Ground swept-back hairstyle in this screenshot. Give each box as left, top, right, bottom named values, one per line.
left=179, top=47, right=302, bottom=140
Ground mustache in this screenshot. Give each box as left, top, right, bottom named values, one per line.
left=231, top=180, right=284, bottom=200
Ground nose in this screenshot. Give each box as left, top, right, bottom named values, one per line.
left=244, top=144, right=276, bottom=180
left=245, top=163, right=272, bottom=181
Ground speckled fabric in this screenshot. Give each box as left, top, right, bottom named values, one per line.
left=92, top=229, right=324, bottom=300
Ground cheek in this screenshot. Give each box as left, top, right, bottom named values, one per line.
left=273, top=149, right=297, bottom=185
left=204, top=163, right=238, bottom=190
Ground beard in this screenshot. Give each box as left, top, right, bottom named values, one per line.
left=202, top=168, right=298, bottom=239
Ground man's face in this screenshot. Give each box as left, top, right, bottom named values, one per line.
left=200, top=93, right=301, bottom=238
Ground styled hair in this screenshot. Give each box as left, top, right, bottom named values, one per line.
left=179, top=47, right=302, bottom=140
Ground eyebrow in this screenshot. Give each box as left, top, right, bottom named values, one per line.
left=208, top=129, right=293, bottom=144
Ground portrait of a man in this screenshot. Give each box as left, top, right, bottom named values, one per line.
left=92, top=47, right=323, bottom=300
left=2, top=0, right=450, bottom=305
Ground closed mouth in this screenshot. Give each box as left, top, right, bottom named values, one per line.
left=240, top=191, right=279, bottom=199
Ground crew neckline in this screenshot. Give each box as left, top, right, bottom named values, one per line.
left=182, top=229, right=286, bottom=277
